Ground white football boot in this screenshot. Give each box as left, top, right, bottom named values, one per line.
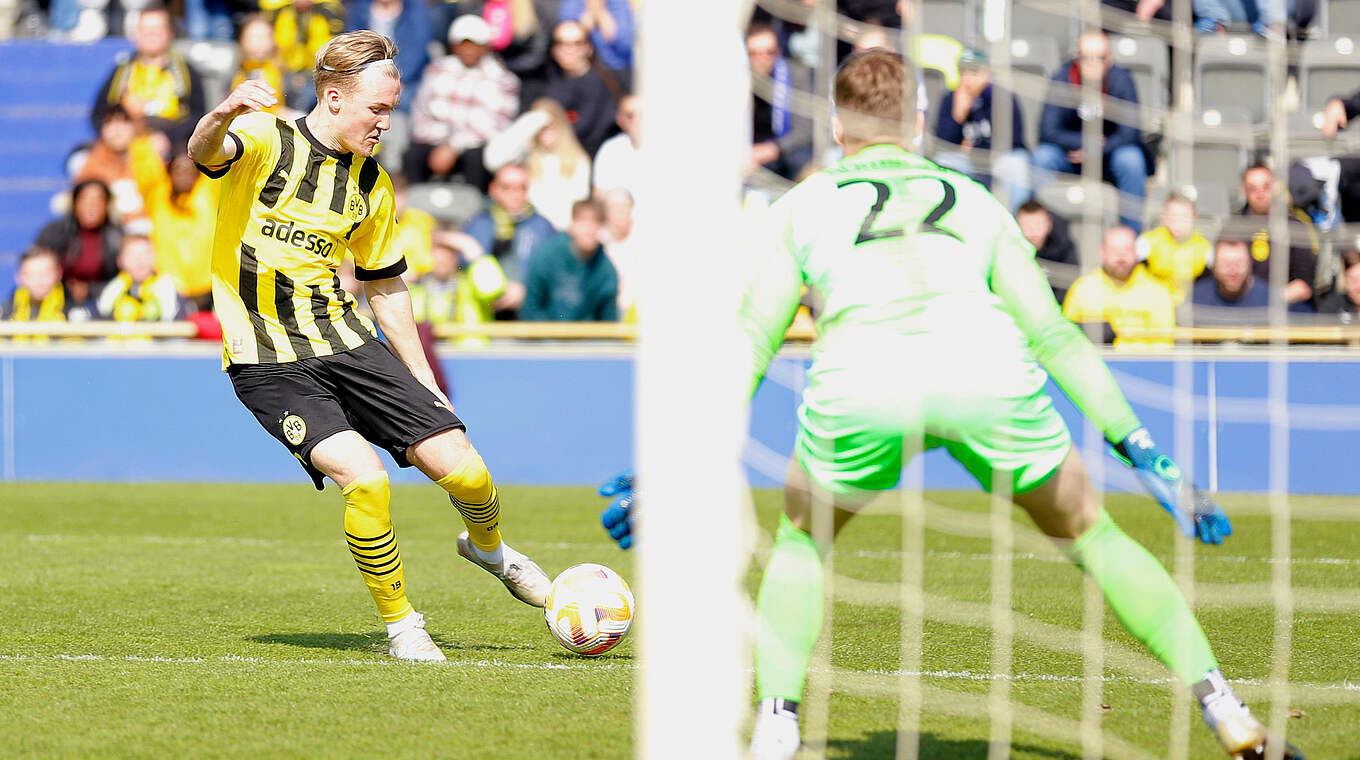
left=748, top=698, right=801, bottom=760
left=456, top=532, right=551, bottom=607
left=386, top=612, right=446, bottom=662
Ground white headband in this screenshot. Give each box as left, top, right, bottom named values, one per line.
left=318, top=58, right=394, bottom=74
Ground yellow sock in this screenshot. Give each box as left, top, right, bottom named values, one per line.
left=342, top=473, right=412, bottom=623
left=436, top=451, right=503, bottom=552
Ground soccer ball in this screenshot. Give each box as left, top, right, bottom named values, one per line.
left=543, top=563, right=634, bottom=656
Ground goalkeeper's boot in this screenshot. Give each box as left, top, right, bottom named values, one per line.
left=748, top=698, right=801, bottom=760
left=457, top=532, right=551, bottom=607
left=1212, top=708, right=1305, bottom=760
left=387, top=612, right=446, bottom=662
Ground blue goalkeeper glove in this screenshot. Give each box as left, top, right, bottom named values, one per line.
left=599, top=469, right=635, bottom=550
left=1113, top=428, right=1233, bottom=545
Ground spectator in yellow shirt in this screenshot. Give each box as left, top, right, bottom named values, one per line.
left=129, top=135, right=218, bottom=310
left=260, top=0, right=346, bottom=109
left=1063, top=225, right=1176, bottom=349
left=229, top=15, right=288, bottom=114
left=1136, top=191, right=1211, bottom=304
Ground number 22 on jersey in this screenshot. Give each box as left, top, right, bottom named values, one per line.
left=835, top=177, right=963, bottom=245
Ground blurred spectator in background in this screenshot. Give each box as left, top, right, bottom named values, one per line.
left=34, top=179, right=121, bottom=308
left=1317, top=248, right=1360, bottom=318
left=539, top=19, right=621, bottom=156
left=410, top=231, right=506, bottom=333
left=410, top=237, right=462, bottom=325
left=2, top=248, right=92, bottom=323
left=71, top=105, right=145, bottom=222
left=184, top=0, right=234, bottom=40
left=91, top=5, right=205, bottom=141
left=1319, top=87, right=1360, bottom=223
left=746, top=22, right=812, bottom=181
left=389, top=176, right=438, bottom=277
left=346, top=0, right=432, bottom=101
left=487, top=0, right=559, bottom=85
left=1137, top=191, right=1210, bottom=304
left=521, top=198, right=617, bottom=321
left=261, top=0, right=345, bottom=110
left=465, top=164, right=557, bottom=318
left=599, top=187, right=635, bottom=319
left=486, top=97, right=590, bottom=229
left=1235, top=163, right=1318, bottom=307
left=407, top=14, right=519, bottom=190
left=229, top=15, right=288, bottom=114
left=96, top=234, right=180, bottom=322
left=592, top=91, right=638, bottom=197
left=558, top=0, right=633, bottom=79
left=129, top=134, right=217, bottom=310
left=1016, top=199, right=1078, bottom=303
left=1034, top=29, right=1147, bottom=231
left=933, top=46, right=1030, bottom=212
left=1192, top=236, right=1272, bottom=320
left=1063, top=225, right=1174, bottom=348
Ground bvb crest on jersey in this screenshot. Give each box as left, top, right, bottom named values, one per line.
left=345, top=191, right=369, bottom=223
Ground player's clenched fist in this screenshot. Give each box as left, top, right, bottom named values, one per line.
left=217, top=79, right=277, bottom=117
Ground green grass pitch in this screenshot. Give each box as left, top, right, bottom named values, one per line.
left=2, top=483, right=1357, bottom=758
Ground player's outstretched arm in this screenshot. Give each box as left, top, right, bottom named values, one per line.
left=989, top=219, right=1232, bottom=545
left=187, top=80, right=277, bottom=168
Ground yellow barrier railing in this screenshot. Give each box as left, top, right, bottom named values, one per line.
left=1116, top=326, right=1360, bottom=345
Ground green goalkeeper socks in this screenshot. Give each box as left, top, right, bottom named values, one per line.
left=755, top=515, right=825, bottom=703
left=1067, top=509, right=1219, bottom=685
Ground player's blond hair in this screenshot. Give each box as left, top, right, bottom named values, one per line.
left=834, top=49, right=916, bottom=142
left=313, top=31, right=399, bottom=97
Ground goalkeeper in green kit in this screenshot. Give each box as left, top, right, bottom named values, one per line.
left=602, top=49, right=1300, bottom=759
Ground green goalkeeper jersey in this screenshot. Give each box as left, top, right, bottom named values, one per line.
left=739, top=144, right=1141, bottom=444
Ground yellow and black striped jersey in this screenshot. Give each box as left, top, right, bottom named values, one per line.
left=196, top=111, right=404, bottom=368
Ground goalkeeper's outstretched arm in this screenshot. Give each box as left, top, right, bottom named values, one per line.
left=989, top=217, right=1232, bottom=544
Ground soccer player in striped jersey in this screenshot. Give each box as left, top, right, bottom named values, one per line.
left=188, top=30, right=551, bottom=661
left=739, top=51, right=1300, bottom=759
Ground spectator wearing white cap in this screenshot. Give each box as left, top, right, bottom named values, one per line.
left=407, top=13, right=520, bottom=190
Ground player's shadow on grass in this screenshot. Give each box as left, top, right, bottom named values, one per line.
left=548, top=650, right=634, bottom=663
left=828, top=730, right=1079, bottom=760
left=249, top=632, right=387, bottom=654
left=249, top=632, right=537, bottom=655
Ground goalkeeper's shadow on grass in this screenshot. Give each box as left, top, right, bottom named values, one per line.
left=827, top=731, right=1079, bottom=760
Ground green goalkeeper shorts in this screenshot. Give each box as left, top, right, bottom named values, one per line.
left=794, top=375, right=1072, bottom=499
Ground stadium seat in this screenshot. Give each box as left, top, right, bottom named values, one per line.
left=1037, top=178, right=1120, bottom=248
left=1300, top=37, right=1360, bottom=112
left=405, top=182, right=484, bottom=225
left=921, top=66, right=947, bottom=126
left=1323, top=0, right=1360, bottom=36
left=1011, top=0, right=1077, bottom=58
left=1007, top=37, right=1058, bottom=149
left=174, top=39, right=237, bottom=112
left=1194, top=35, right=1271, bottom=125
left=921, top=0, right=975, bottom=44
left=376, top=108, right=410, bottom=176
left=1186, top=141, right=1248, bottom=203
left=1112, top=34, right=1169, bottom=135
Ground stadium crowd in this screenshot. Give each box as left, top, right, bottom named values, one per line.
left=3, top=0, right=1360, bottom=348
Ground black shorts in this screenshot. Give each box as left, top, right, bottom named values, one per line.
left=228, top=339, right=464, bottom=490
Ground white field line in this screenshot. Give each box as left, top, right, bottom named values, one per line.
left=20, top=534, right=1360, bottom=567
left=3, top=652, right=1357, bottom=698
